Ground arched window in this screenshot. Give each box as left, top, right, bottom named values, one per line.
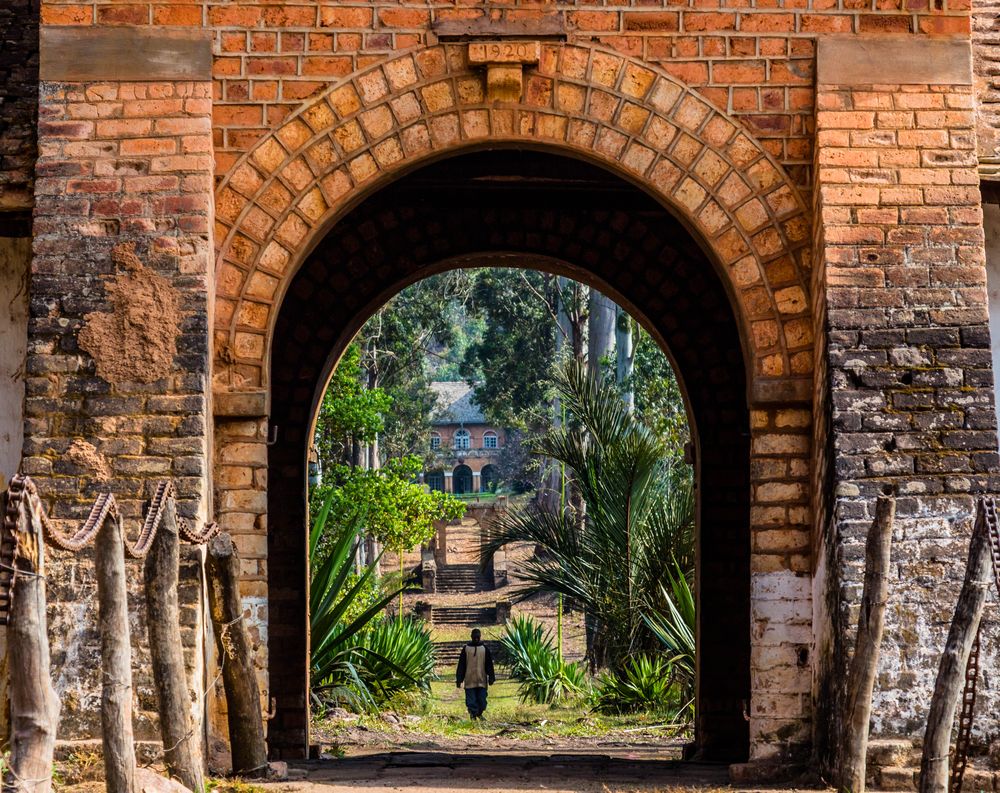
left=454, top=429, right=470, bottom=450
left=426, top=470, right=445, bottom=492
left=483, top=431, right=498, bottom=449
left=430, top=432, right=441, bottom=450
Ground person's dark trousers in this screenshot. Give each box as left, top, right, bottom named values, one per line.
left=465, top=686, right=488, bottom=718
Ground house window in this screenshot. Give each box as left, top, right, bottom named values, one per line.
left=454, top=429, right=470, bottom=450
left=430, top=433, right=441, bottom=450
left=483, top=431, right=498, bottom=449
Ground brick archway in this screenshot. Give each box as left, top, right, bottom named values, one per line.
left=213, top=42, right=813, bottom=401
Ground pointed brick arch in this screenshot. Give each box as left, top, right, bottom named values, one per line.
left=213, top=42, right=813, bottom=401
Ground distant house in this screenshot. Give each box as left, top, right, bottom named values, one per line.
left=423, top=381, right=503, bottom=494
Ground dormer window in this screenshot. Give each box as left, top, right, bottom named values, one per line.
left=483, top=431, right=498, bottom=449
left=454, top=429, right=470, bottom=450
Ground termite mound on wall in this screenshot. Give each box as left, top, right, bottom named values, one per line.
left=78, top=242, right=181, bottom=386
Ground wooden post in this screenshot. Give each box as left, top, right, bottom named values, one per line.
left=3, top=491, right=60, bottom=793
left=95, top=514, right=136, bottom=793
left=206, top=533, right=267, bottom=777
left=143, top=498, right=205, bottom=792
left=919, top=507, right=993, bottom=793
left=839, top=494, right=895, bottom=793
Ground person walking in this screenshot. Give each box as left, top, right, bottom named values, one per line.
left=455, top=628, right=496, bottom=719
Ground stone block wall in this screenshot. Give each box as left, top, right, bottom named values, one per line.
left=813, top=37, right=1000, bottom=757
left=26, top=66, right=216, bottom=737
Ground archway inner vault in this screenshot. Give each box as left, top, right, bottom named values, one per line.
left=211, top=42, right=816, bottom=765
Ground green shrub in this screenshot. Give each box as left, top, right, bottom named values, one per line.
left=351, top=617, right=436, bottom=704
left=500, top=616, right=588, bottom=705
left=590, top=654, right=675, bottom=715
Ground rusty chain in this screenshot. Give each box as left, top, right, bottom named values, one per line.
left=950, top=496, right=1000, bottom=793
left=0, top=474, right=219, bottom=625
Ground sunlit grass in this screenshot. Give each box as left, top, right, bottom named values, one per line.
left=315, top=679, right=690, bottom=743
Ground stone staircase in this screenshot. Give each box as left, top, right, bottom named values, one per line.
left=435, top=563, right=492, bottom=594
left=433, top=639, right=503, bottom=667
left=431, top=604, right=498, bottom=625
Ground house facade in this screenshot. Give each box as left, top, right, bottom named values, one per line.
left=423, top=381, right=503, bottom=494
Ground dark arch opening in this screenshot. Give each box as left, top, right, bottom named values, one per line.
left=452, top=464, right=474, bottom=495
left=267, top=149, right=751, bottom=763
left=481, top=464, right=499, bottom=493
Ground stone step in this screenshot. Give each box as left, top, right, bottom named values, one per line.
left=431, top=606, right=498, bottom=625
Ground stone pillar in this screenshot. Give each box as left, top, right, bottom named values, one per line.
left=27, top=25, right=215, bottom=741
left=812, top=35, right=1000, bottom=765
left=444, top=470, right=453, bottom=493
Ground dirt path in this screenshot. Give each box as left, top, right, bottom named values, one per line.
left=266, top=751, right=733, bottom=793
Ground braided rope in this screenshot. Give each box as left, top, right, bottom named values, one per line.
left=0, top=474, right=220, bottom=624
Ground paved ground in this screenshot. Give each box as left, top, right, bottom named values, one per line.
left=268, top=750, right=735, bottom=793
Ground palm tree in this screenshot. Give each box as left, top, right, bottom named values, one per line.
left=481, top=361, right=695, bottom=672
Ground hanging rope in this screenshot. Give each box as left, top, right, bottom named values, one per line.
left=0, top=474, right=219, bottom=625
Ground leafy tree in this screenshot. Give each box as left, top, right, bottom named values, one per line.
left=315, top=343, right=392, bottom=471
left=359, top=272, right=477, bottom=462
left=461, top=269, right=558, bottom=430
left=627, top=328, right=690, bottom=459
left=317, top=456, right=465, bottom=555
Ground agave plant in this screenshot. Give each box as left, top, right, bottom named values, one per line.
left=591, top=654, right=676, bottom=715
left=500, top=615, right=588, bottom=705
left=482, top=361, right=695, bottom=672
left=309, top=493, right=412, bottom=708
left=643, top=561, right=696, bottom=710
left=348, top=616, right=437, bottom=703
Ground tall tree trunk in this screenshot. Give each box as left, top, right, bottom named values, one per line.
left=615, top=307, right=634, bottom=411
left=206, top=534, right=268, bottom=778
left=919, top=504, right=994, bottom=793
left=143, top=499, right=206, bottom=792
left=839, top=495, right=894, bottom=793
left=587, top=291, right=615, bottom=382
left=96, top=515, right=137, bottom=793
left=4, top=491, right=60, bottom=793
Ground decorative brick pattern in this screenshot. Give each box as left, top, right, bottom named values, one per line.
left=0, top=0, right=39, bottom=209
left=27, top=78, right=215, bottom=737
left=813, top=81, right=1000, bottom=753
left=38, top=0, right=971, bottom=190
left=213, top=43, right=813, bottom=402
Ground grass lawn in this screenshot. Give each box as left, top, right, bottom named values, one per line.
left=315, top=680, right=690, bottom=743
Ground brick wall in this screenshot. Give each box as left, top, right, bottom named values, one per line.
left=813, top=74, right=1000, bottom=748
left=39, top=3, right=969, bottom=195
left=0, top=0, right=39, bottom=209
left=26, top=77, right=215, bottom=737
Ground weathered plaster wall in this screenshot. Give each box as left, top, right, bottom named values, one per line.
left=0, top=236, right=30, bottom=487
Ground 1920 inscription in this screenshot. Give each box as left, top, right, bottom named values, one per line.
left=468, top=40, right=541, bottom=65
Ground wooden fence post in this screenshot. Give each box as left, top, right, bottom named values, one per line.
left=143, top=498, right=206, bottom=792
left=919, top=505, right=993, bottom=793
left=95, top=514, right=136, bottom=793
left=839, top=494, right=895, bottom=793
left=206, top=533, right=267, bottom=777
left=3, top=490, right=60, bottom=793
